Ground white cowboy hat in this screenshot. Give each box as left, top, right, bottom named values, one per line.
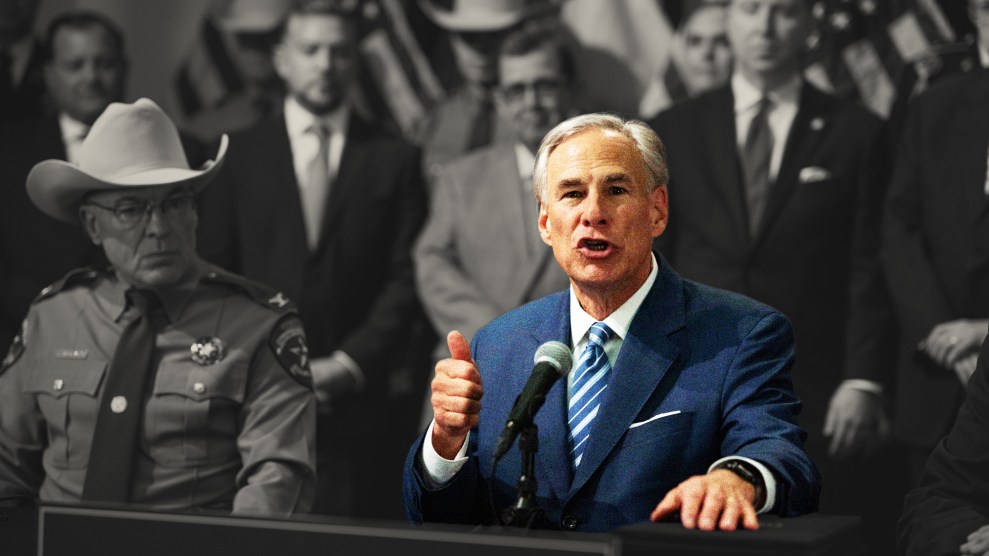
left=419, top=0, right=554, bottom=33
left=27, top=98, right=228, bottom=224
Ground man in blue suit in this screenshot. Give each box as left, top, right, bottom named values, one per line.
left=403, top=113, right=819, bottom=532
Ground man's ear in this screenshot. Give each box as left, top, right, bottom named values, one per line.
left=538, top=201, right=552, bottom=246
left=79, top=205, right=103, bottom=246
left=650, top=184, right=669, bottom=239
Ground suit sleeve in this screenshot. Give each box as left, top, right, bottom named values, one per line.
left=414, top=164, right=502, bottom=343
left=337, top=144, right=429, bottom=376
left=898, top=334, right=989, bottom=556
left=232, top=315, right=317, bottom=516
left=720, top=310, right=821, bottom=516
left=842, top=115, right=896, bottom=383
left=881, top=99, right=955, bottom=342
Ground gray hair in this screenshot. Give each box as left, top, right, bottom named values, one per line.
left=531, top=113, right=668, bottom=204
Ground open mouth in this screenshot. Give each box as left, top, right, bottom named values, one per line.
left=578, top=238, right=613, bottom=255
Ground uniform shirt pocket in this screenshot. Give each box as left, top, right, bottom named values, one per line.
left=23, top=359, right=107, bottom=468
left=147, top=361, right=248, bottom=467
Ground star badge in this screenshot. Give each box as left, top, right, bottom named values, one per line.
left=190, top=337, right=226, bottom=365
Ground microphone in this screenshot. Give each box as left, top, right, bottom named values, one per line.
left=492, top=341, right=573, bottom=461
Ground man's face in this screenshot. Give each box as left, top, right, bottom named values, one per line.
left=727, top=0, right=810, bottom=83
left=450, top=31, right=506, bottom=87
left=538, top=129, right=668, bottom=299
left=970, top=0, right=989, bottom=52
left=679, top=6, right=732, bottom=94
left=0, top=0, right=38, bottom=42
left=495, top=44, right=570, bottom=152
left=81, top=185, right=199, bottom=289
left=44, top=25, right=127, bottom=125
left=274, top=13, right=356, bottom=114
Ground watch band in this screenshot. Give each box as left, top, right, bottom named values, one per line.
left=716, top=459, right=766, bottom=509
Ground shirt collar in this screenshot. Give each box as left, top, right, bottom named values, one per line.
left=731, top=72, right=802, bottom=114
left=514, top=142, right=536, bottom=182
left=283, top=96, right=351, bottom=139
left=99, top=261, right=202, bottom=324
left=57, top=112, right=90, bottom=144
left=569, top=252, right=659, bottom=347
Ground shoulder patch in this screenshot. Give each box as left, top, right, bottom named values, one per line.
left=202, top=267, right=297, bottom=313
left=269, top=315, right=313, bottom=388
left=1, top=320, right=27, bottom=376
left=34, top=267, right=103, bottom=304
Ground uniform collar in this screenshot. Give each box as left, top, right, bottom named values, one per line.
left=99, top=261, right=202, bottom=324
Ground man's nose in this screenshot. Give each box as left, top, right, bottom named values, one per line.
left=581, top=190, right=608, bottom=226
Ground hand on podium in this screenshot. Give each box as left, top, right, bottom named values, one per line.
left=650, top=469, right=759, bottom=531
left=431, top=331, right=484, bottom=459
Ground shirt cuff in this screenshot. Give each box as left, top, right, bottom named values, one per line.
left=331, top=350, right=365, bottom=391
left=708, top=456, right=777, bottom=514
left=839, top=378, right=883, bottom=396
left=421, top=420, right=470, bottom=486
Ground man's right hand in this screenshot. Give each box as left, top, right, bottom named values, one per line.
left=431, top=331, right=484, bottom=459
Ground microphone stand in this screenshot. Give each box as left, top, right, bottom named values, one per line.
left=500, top=423, right=542, bottom=528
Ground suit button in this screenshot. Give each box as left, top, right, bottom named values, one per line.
left=561, top=515, right=578, bottom=530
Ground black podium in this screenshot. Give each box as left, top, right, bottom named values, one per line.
left=0, top=505, right=866, bottom=556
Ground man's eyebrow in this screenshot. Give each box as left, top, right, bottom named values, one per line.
left=604, top=172, right=630, bottom=183
left=557, top=177, right=584, bottom=189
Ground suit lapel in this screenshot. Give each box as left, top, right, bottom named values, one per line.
left=753, top=83, right=829, bottom=248
left=531, top=292, right=576, bottom=501
left=568, top=260, right=684, bottom=497
left=316, top=115, right=375, bottom=250
left=701, top=88, right=750, bottom=245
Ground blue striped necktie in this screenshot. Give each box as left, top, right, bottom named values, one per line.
left=568, top=322, right=614, bottom=470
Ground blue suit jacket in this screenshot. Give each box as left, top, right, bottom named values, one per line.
left=403, top=259, right=820, bottom=532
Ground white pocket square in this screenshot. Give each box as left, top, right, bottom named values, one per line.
left=629, top=410, right=681, bottom=429
left=799, top=166, right=832, bottom=184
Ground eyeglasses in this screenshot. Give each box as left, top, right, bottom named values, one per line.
left=499, top=79, right=563, bottom=104
left=85, top=195, right=196, bottom=229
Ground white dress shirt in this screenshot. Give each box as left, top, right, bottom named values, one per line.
left=732, top=72, right=801, bottom=183
left=283, top=96, right=349, bottom=211
left=58, top=113, right=90, bottom=165
left=423, top=254, right=777, bottom=512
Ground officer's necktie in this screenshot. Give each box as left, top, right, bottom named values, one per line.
left=741, top=97, right=773, bottom=237
left=302, top=122, right=331, bottom=251
left=82, top=289, right=162, bottom=503
left=568, top=322, right=614, bottom=470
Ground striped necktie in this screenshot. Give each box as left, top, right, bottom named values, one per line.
left=568, top=322, right=614, bottom=470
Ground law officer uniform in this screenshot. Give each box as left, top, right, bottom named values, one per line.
left=0, top=98, right=316, bottom=515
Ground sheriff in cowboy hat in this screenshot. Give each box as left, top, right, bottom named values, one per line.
left=2, top=98, right=317, bottom=513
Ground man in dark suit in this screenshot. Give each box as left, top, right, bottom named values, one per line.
left=0, top=0, right=46, bottom=123
left=196, top=0, right=427, bottom=518
left=1, top=11, right=128, bottom=350
left=882, top=67, right=989, bottom=485
left=897, top=329, right=989, bottom=556
left=648, top=1, right=896, bottom=541
left=403, top=113, right=819, bottom=532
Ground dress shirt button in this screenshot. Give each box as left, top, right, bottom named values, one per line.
left=52, top=379, right=64, bottom=391
left=561, top=514, right=579, bottom=530
left=193, top=382, right=206, bottom=394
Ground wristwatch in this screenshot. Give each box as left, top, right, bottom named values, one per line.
left=716, top=459, right=766, bottom=509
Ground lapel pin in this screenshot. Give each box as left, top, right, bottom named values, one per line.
left=810, top=117, right=825, bottom=131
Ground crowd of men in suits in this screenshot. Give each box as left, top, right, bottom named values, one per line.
left=2, top=0, right=989, bottom=554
